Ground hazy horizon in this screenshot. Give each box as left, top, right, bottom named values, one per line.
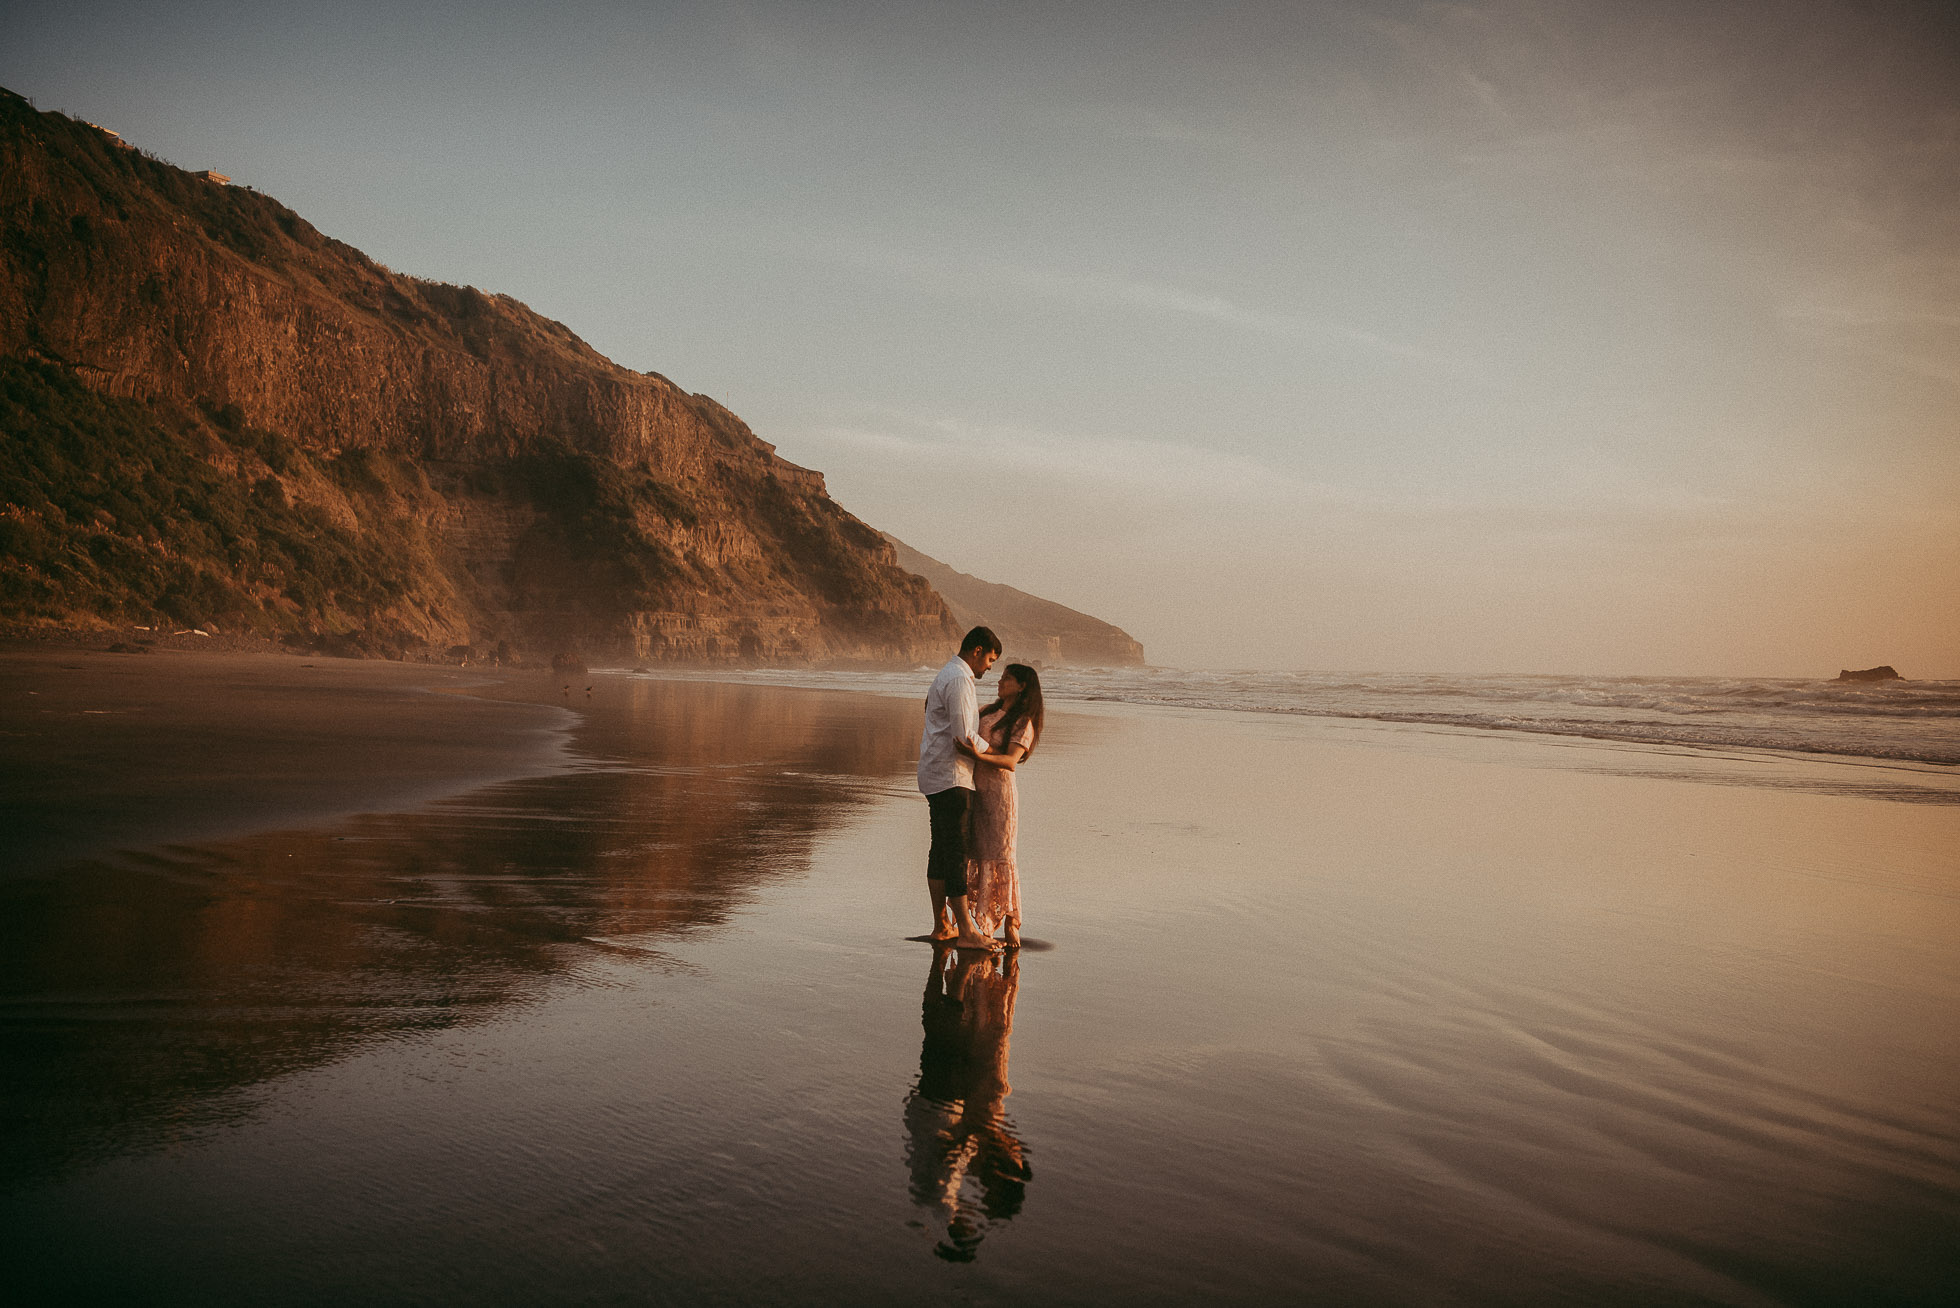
left=5, top=0, right=1955, bottom=678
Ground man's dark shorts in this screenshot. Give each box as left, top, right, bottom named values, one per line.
left=925, top=786, right=970, bottom=896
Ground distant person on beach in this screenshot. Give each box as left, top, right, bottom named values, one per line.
left=919, top=626, right=1001, bottom=948
left=957, top=663, right=1043, bottom=949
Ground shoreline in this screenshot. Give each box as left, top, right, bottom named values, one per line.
left=6, top=642, right=1951, bottom=887
left=0, top=623, right=957, bottom=671
left=607, top=665, right=1960, bottom=804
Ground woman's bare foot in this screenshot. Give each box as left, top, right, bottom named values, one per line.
left=955, top=932, right=999, bottom=950
left=1001, top=926, right=1021, bottom=949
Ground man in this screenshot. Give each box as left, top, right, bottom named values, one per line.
left=918, top=625, right=1000, bottom=948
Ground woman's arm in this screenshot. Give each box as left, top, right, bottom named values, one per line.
left=970, top=743, right=1027, bottom=771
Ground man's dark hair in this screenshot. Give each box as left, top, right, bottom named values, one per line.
left=961, top=626, right=1002, bottom=656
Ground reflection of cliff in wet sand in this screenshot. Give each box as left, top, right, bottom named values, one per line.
left=0, top=666, right=921, bottom=1185
left=903, top=944, right=1031, bottom=1262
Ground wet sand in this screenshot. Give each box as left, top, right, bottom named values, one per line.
left=4, top=658, right=1958, bottom=1304
left=1, top=649, right=574, bottom=872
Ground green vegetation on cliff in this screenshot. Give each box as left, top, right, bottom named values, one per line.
left=0, top=356, right=427, bottom=640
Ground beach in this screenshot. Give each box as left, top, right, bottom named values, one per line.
left=5, top=652, right=1958, bottom=1304
left=0, top=649, right=577, bottom=873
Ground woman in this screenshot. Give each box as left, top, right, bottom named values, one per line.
left=959, top=663, right=1043, bottom=948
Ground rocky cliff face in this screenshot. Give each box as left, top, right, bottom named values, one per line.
left=0, top=89, right=957, bottom=663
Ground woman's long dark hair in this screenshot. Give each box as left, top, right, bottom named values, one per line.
left=981, top=663, right=1044, bottom=759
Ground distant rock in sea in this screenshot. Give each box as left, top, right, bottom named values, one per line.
left=883, top=534, right=1144, bottom=667
left=1834, top=666, right=1902, bottom=682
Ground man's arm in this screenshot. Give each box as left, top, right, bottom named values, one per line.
left=958, top=673, right=980, bottom=744
left=922, top=674, right=946, bottom=731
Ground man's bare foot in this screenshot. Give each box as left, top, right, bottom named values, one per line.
left=928, top=926, right=958, bottom=941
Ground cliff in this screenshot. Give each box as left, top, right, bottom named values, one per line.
left=0, top=89, right=958, bottom=664
left=884, top=534, right=1144, bottom=666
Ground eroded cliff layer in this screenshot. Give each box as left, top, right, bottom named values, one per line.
left=0, top=90, right=956, bottom=663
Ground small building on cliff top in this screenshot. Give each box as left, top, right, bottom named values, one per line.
left=86, top=122, right=134, bottom=149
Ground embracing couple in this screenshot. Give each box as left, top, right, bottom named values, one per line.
left=918, top=626, right=1045, bottom=950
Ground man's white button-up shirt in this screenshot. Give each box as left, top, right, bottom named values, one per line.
left=917, top=656, right=981, bottom=794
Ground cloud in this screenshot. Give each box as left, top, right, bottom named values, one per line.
left=1124, top=110, right=1218, bottom=147
left=794, top=405, right=1773, bottom=530
left=805, top=412, right=1323, bottom=504
left=1778, top=260, right=1960, bottom=390
left=1027, top=270, right=1490, bottom=382
left=713, top=228, right=1491, bottom=383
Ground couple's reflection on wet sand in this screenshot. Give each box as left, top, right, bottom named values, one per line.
left=903, top=943, right=1031, bottom=1262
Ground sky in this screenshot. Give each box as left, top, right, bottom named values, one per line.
left=4, top=0, right=1957, bottom=676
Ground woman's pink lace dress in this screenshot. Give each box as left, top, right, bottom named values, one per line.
left=967, top=707, right=1034, bottom=937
